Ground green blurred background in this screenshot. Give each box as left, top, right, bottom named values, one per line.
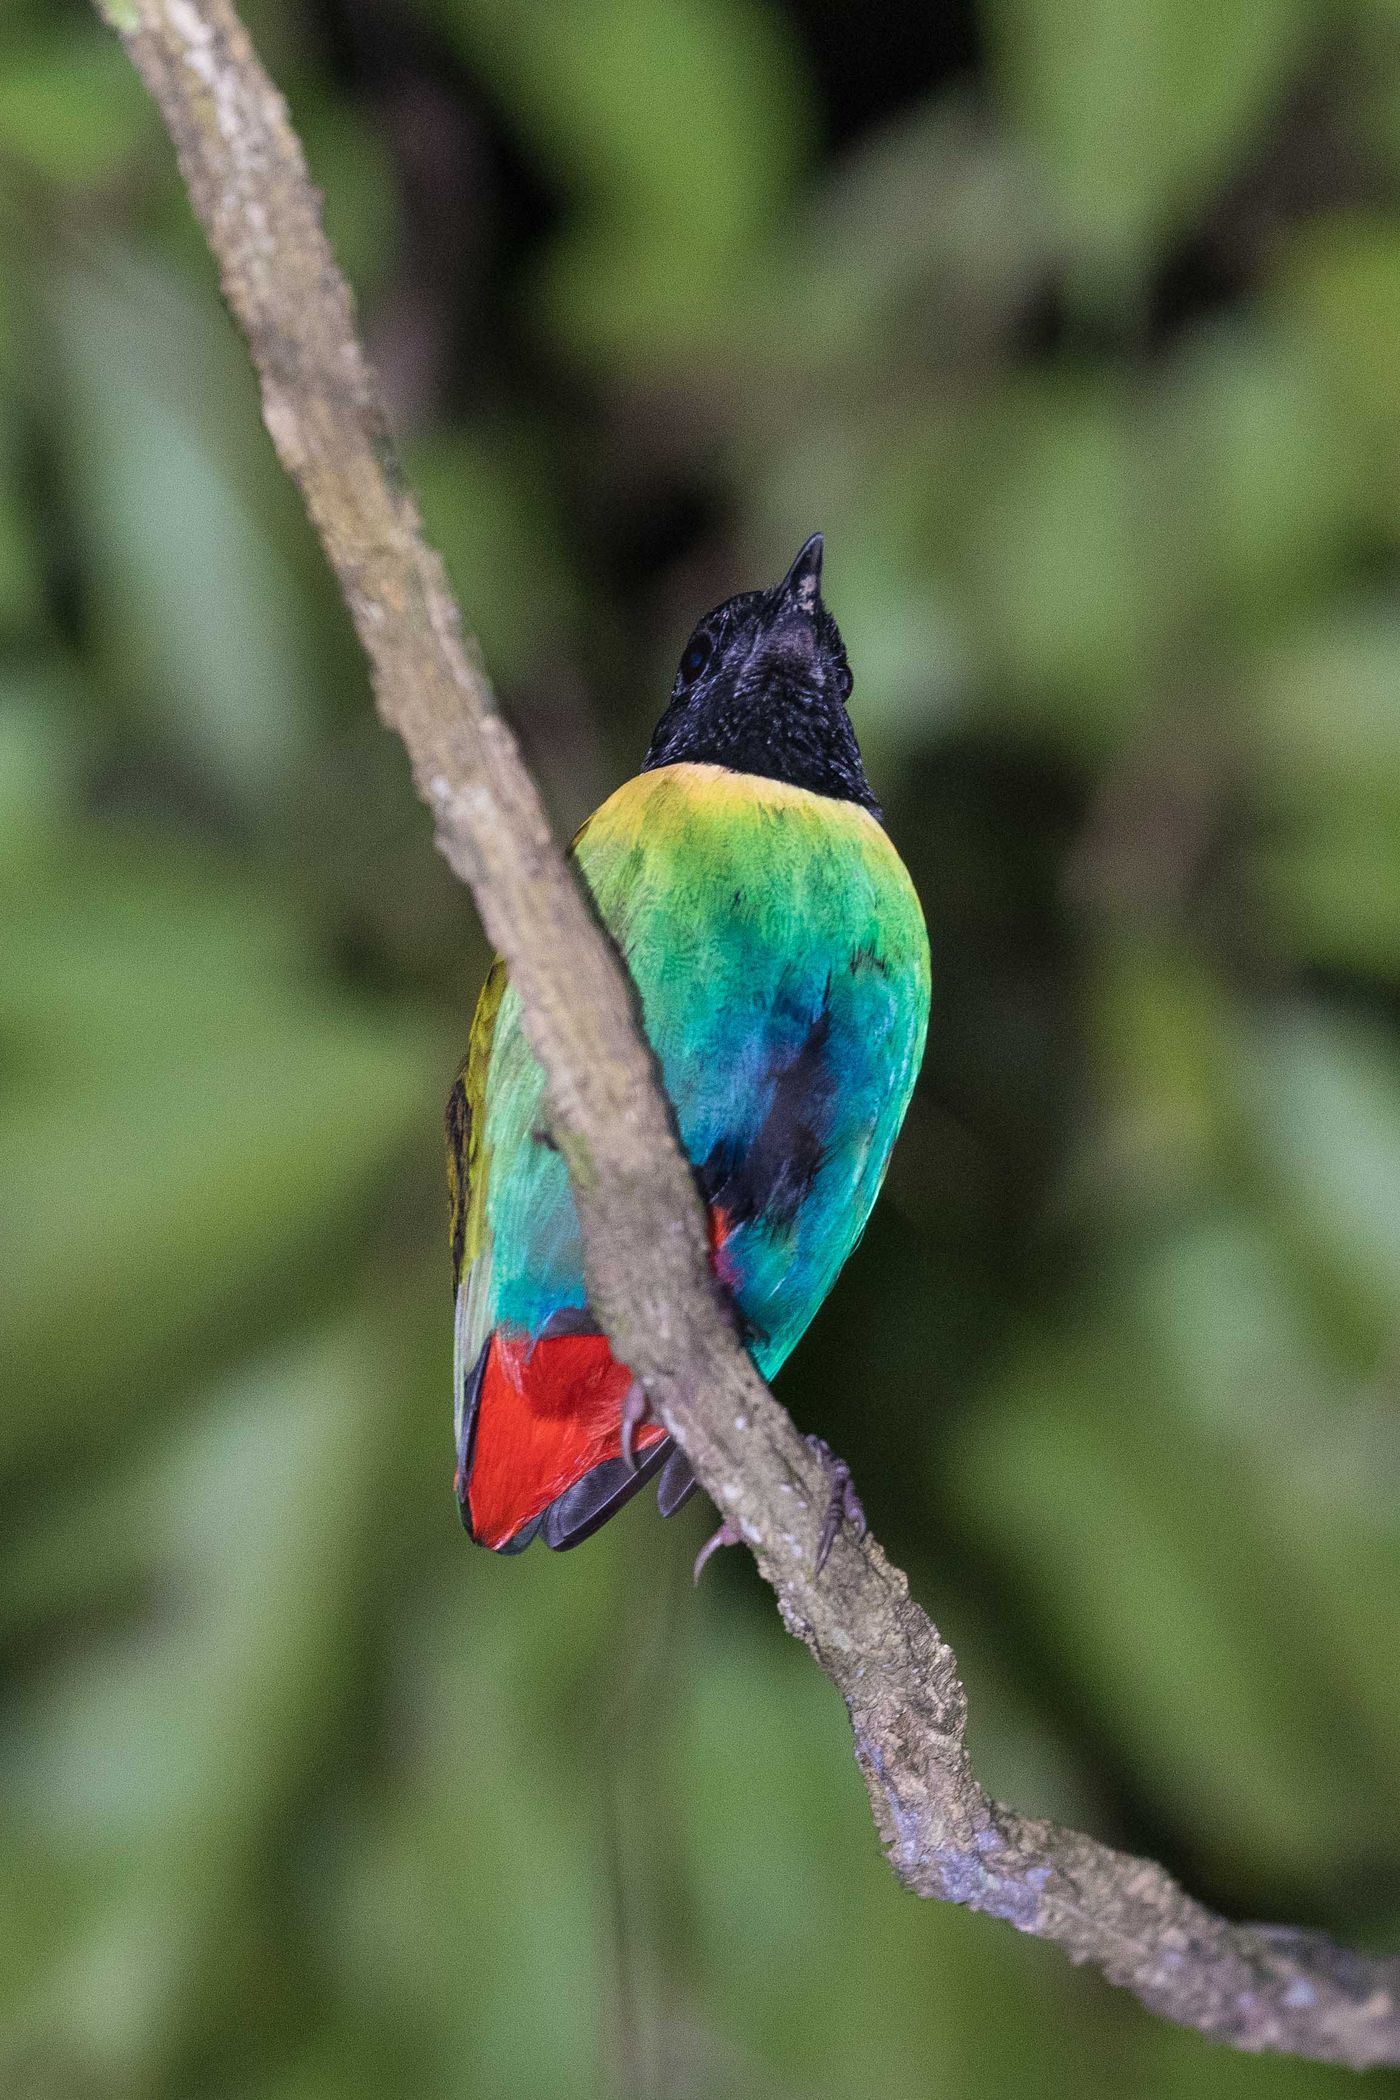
left=3, top=0, right=1400, bottom=2092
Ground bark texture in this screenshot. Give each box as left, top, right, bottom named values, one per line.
left=93, top=0, right=1400, bottom=2067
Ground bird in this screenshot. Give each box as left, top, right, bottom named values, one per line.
left=447, top=534, right=930, bottom=1566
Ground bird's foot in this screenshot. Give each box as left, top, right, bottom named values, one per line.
left=692, top=1520, right=741, bottom=1584
left=619, top=1379, right=650, bottom=1472
left=806, top=1434, right=866, bottom=1574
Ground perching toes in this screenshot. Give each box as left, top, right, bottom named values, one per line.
left=805, top=1433, right=866, bottom=1574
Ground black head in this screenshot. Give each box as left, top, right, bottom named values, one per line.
left=643, top=535, right=879, bottom=815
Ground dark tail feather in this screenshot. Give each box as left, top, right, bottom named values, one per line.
left=540, top=1439, right=673, bottom=1550
left=656, top=1448, right=698, bottom=1518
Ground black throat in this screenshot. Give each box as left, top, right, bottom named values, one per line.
left=643, top=674, right=877, bottom=812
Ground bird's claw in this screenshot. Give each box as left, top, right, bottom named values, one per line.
left=806, top=1434, right=866, bottom=1574
left=692, top=1520, right=741, bottom=1584
left=619, top=1379, right=650, bottom=1473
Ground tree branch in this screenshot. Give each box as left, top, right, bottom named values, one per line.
left=93, top=0, right=1400, bottom=2068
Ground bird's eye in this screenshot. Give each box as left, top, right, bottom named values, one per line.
left=679, top=633, right=713, bottom=685
left=835, top=663, right=853, bottom=701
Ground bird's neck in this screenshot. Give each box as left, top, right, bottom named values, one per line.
left=643, top=693, right=879, bottom=815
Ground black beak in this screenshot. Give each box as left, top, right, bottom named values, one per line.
left=752, top=533, right=825, bottom=685
left=776, top=532, right=824, bottom=614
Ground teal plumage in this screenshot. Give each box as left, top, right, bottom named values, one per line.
left=448, top=539, right=930, bottom=1553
